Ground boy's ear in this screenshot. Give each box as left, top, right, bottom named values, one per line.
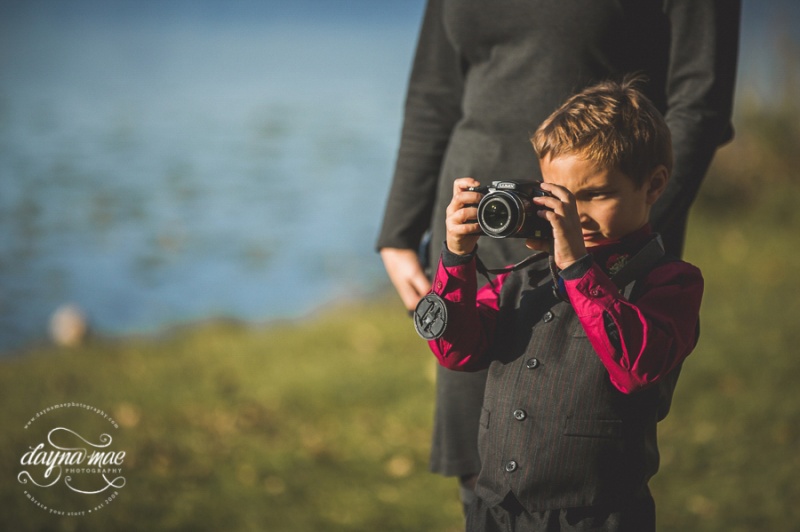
left=645, top=165, right=669, bottom=206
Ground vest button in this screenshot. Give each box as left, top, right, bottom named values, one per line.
left=542, top=311, right=554, bottom=322
left=513, top=409, right=527, bottom=421
left=504, top=460, right=518, bottom=473
left=526, top=358, right=540, bottom=369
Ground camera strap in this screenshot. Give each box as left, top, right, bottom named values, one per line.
left=477, top=234, right=665, bottom=293
left=414, top=234, right=665, bottom=340
left=476, top=251, right=563, bottom=301
left=415, top=252, right=551, bottom=340
left=475, top=251, right=550, bottom=284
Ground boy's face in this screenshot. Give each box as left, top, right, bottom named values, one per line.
left=539, top=154, right=665, bottom=247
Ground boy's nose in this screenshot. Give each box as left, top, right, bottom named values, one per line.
left=579, top=216, right=598, bottom=230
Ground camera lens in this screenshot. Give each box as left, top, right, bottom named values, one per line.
left=475, top=181, right=552, bottom=239
left=478, top=194, right=523, bottom=238
left=482, top=198, right=511, bottom=232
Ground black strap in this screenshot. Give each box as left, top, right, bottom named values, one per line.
left=477, top=251, right=550, bottom=277
left=414, top=234, right=665, bottom=340
left=475, top=251, right=549, bottom=289
left=474, top=234, right=665, bottom=291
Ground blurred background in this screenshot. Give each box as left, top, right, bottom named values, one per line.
left=0, top=0, right=796, bottom=354
left=0, top=0, right=424, bottom=353
left=1, top=1, right=800, bottom=531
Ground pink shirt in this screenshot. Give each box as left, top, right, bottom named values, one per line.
left=428, top=228, right=704, bottom=394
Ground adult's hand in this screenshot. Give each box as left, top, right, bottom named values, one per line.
left=380, top=247, right=432, bottom=311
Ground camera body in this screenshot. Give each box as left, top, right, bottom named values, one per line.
left=471, top=180, right=553, bottom=239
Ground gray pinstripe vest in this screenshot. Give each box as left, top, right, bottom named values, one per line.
left=474, top=260, right=680, bottom=514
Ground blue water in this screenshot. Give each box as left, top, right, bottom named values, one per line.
left=0, top=1, right=426, bottom=352
left=0, top=1, right=796, bottom=354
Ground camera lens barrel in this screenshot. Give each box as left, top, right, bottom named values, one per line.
left=475, top=184, right=552, bottom=239
left=477, top=192, right=524, bottom=238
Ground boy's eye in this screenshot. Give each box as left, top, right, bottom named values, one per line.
left=581, top=190, right=609, bottom=200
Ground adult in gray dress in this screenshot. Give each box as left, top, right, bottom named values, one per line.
left=376, top=0, right=739, bottom=508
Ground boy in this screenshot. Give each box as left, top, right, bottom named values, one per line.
left=419, top=78, right=703, bottom=531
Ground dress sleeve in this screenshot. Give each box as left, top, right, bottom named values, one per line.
left=651, top=0, right=741, bottom=254
left=563, top=260, right=704, bottom=394
left=376, top=0, right=466, bottom=251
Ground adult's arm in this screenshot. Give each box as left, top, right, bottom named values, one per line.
left=376, top=0, right=465, bottom=251
left=651, top=0, right=741, bottom=256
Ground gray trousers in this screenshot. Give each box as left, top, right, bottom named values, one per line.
left=466, top=492, right=656, bottom=532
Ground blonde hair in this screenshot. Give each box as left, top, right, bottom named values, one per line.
left=531, top=76, right=672, bottom=187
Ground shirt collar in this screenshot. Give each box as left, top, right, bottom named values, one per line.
left=587, top=225, right=654, bottom=275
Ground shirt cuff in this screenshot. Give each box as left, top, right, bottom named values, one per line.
left=441, top=242, right=477, bottom=268
left=432, top=242, right=478, bottom=302
left=559, top=254, right=593, bottom=280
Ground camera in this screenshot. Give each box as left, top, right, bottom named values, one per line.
left=469, top=180, right=553, bottom=239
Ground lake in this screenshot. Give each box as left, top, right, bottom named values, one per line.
left=0, top=0, right=794, bottom=354
left=0, top=1, right=426, bottom=353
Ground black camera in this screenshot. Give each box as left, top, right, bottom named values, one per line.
left=469, top=180, right=553, bottom=239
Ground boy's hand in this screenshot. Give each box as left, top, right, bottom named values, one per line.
left=526, top=182, right=587, bottom=270
left=446, top=177, right=484, bottom=255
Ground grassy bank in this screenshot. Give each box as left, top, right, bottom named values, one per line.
left=651, top=186, right=800, bottom=531
left=0, top=295, right=464, bottom=531
left=3, top=158, right=800, bottom=529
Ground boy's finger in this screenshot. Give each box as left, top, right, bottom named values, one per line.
left=453, top=177, right=481, bottom=194
left=525, top=238, right=551, bottom=253
left=458, top=223, right=481, bottom=235
left=534, top=195, right=565, bottom=215
left=538, top=182, right=573, bottom=202
left=452, top=193, right=484, bottom=215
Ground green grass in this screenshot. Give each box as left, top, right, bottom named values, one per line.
left=1, top=301, right=465, bottom=531
left=650, top=183, right=800, bottom=531
left=3, top=169, right=800, bottom=530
